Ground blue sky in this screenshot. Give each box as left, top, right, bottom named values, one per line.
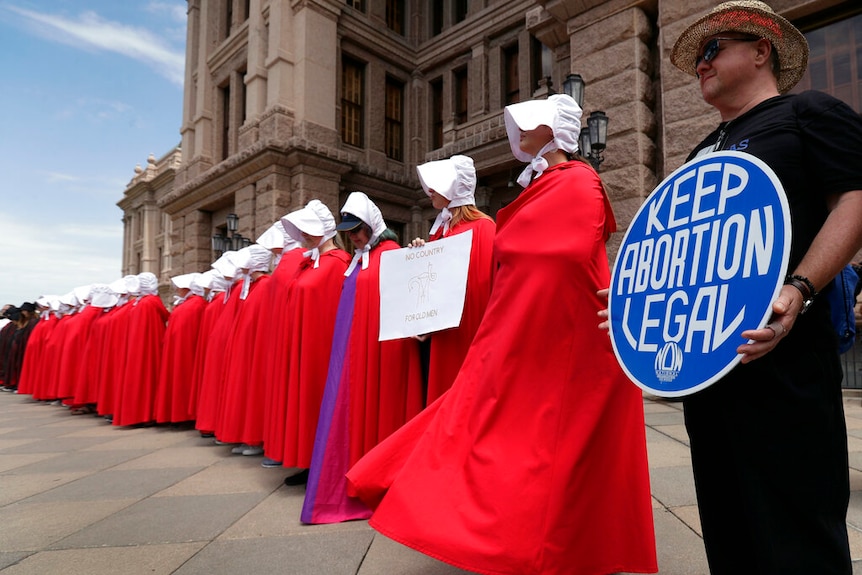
left=0, top=1, right=186, bottom=306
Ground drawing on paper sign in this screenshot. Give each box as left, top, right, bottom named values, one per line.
left=408, top=263, right=438, bottom=307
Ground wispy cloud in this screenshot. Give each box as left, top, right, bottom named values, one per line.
left=6, top=5, right=185, bottom=86
left=0, top=211, right=122, bottom=303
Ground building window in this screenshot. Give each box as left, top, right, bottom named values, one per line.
left=225, top=0, right=233, bottom=39
left=386, top=0, right=405, bottom=35
left=431, top=2, right=443, bottom=36
left=794, top=11, right=862, bottom=113
left=454, top=0, right=468, bottom=23
left=530, top=36, right=552, bottom=94
left=220, top=83, right=231, bottom=160
left=430, top=77, right=443, bottom=149
left=454, top=66, right=469, bottom=124
left=342, top=57, right=365, bottom=147
left=240, top=69, right=248, bottom=124
left=243, top=0, right=250, bottom=22
left=385, top=77, right=404, bottom=161
left=346, top=0, right=365, bottom=11
left=503, top=43, right=519, bottom=105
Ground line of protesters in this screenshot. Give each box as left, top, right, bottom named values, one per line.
left=1, top=158, right=498, bottom=517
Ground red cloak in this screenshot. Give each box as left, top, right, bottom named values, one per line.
left=425, top=217, right=495, bottom=403
left=97, top=301, right=135, bottom=416
left=37, top=315, right=72, bottom=400
left=73, top=308, right=113, bottom=406
left=17, top=315, right=54, bottom=396
left=187, top=295, right=227, bottom=419
left=215, top=276, right=270, bottom=444
left=346, top=162, right=657, bottom=575
left=277, top=249, right=349, bottom=467
left=112, top=295, right=168, bottom=426
left=154, top=294, right=206, bottom=423
left=195, top=281, right=243, bottom=434
left=257, top=248, right=306, bottom=459
left=56, top=306, right=102, bottom=399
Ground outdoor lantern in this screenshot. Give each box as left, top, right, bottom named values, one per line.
left=226, top=213, right=239, bottom=233
left=562, top=74, right=585, bottom=108
left=588, top=111, right=609, bottom=152
left=211, top=233, right=226, bottom=254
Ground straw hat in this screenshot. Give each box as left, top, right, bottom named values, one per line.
left=670, top=1, right=808, bottom=94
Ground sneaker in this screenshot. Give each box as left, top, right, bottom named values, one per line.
left=231, top=444, right=248, bottom=454
left=242, top=445, right=264, bottom=456
left=283, top=469, right=310, bottom=486
left=261, top=457, right=282, bottom=468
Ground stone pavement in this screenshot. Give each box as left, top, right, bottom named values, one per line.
left=2, top=391, right=862, bottom=575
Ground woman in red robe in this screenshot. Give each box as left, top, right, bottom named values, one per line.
left=413, top=155, right=495, bottom=403
left=301, top=192, right=424, bottom=524
left=272, top=200, right=349, bottom=481
left=113, top=272, right=169, bottom=427
left=71, top=285, right=119, bottom=411
left=346, top=94, right=657, bottom=575
left=154, top=273, right=206, bottom=424
left=215, top=245, right=274, bottom=448
left=187, top=270, right=231, bottom=423
left=195, top=253, right=244, bottom=436
left=97, top=277, right=138, bottom=418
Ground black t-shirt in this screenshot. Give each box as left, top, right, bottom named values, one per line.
left=687, top=90, right=862, bottom=272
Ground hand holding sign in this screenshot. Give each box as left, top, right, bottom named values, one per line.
left=608, top=151, right=791, bottom=397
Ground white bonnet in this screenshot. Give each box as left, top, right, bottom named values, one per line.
left=281, top=200, right=338, bottom=244
left=137, top=272, right=159, bottom=296
left=90, top=284, right=119, bottom=308
left=339, top=192, right=386, bottom=241
left=229, top=245, right=272, bottom=273
left=504, top=94, right=582, bottom=162
left=123, top=275, right=141, bottom=296
left=212, top=251, right=239, bottom=279
left=416, top=155, right=476, bottom=208
left=256, top=223, right=286, bottom=251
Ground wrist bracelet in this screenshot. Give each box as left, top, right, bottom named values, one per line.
left=784, top=274, right=817, bottom=314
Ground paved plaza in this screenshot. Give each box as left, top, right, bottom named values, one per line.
left=3, top=390, right=862, bottom=574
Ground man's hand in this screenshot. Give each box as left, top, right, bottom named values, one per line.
left=737, top=284, right=804, bottom=363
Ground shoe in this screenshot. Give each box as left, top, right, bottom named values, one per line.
left=199, top=432, right=215, bottom=438
left=242, top=445, right=264, bottom=456
left=261, top=457, right=282, bottom=468
left=214, top=439, right=229, bottom=445
left=231, top=444, right=248, bottom=454
left=283, top=469, right=309, bottom=486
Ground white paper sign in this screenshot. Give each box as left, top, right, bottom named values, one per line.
left=378, top=230, right=473, bottom=341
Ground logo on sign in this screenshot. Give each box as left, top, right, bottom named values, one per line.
left=608, top=151, right=791, bottom=397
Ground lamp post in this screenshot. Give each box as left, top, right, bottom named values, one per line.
left=212, top=213, right=242, bottom=257
left=562, top=74, right=609, bottom=172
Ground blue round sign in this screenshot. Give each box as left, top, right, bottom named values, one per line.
left=609, top=151, right=791, bottom=397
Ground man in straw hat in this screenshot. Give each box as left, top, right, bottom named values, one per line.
left=667, top=2, right=862, bottom=573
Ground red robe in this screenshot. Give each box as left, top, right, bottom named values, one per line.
left=195, top=282, right=243, bottom=434
left=188, top=295, right=227, bottom=419
left=73, top=308, right=113, bottom=405
left=277, top=249, right=349, bottom=467
left=301, top=239, right=424, bottom=524
left=56, top=306, right=102, bottom=399
left=113, top=295, right=168, bottom=426
left=346, top=162, right=657, bottom=575
left=97, top=301, right=135, bottom=416
left=425, top=217, right=495, bottom=403
left=154, top=294, right=206, bottom=423
left=258, top=248, right=306, bottom=459
left=17, top=315, right=54, bottom=396
left=215, top=276, right=270, bottom=443
left=37, top=314, right=72, bottom=400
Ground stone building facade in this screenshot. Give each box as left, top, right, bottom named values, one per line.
left=119, top=0, right=862, bottom=286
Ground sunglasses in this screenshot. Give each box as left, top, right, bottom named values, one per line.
left=695, top=37, right=760, bottom=70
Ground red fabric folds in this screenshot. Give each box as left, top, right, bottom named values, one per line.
left=113, top=295, right=168, bottom=426
left=154, top=294, right=206, bottom=423
left=347, top=162, right=656, bottom=575
left=425, top=217, right=495, bottom=403
left=278, top=249, right=349, bottom=468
